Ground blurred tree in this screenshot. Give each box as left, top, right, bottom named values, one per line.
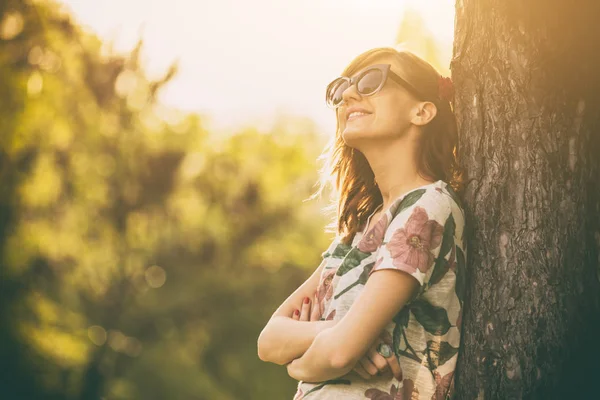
left=0, top=0, right=331, bottom=399
left=395, top=7, right=449, bottom=76
left=452, top=0, right=600, bottom=398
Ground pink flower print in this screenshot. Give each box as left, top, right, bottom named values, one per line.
left=364, top=383, right=400, bottom=400
left=316, top=269, right=336, bottom=316
left=358, top=214, right=388, bottom=253
left=293, top=387, right=304, bottom=400
left=386, top=206, right=444, bottom=275
left=325, top=309, right=336, bottom=320
left=431, top=370, right=455, bottom=400
left=404, top=379, right=419, bottom=400
left=364, top=378, right=416, bottom=400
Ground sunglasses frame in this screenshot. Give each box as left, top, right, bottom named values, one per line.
left=325, top=63, right=425, bottom=109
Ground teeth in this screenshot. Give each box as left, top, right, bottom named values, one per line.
left=348, top=111, right=369, bottom=119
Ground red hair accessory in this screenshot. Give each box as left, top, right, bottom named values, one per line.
left=438, top=75, right=455, bottom=103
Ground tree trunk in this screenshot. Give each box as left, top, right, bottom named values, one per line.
left=452, top=1, right=600, bottom=398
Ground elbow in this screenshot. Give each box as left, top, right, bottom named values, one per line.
left=330, top=351, right=353, bottom=371
left=328, top=342, right=357, bottom=372
left=257, top=342, right=268, bottom=362
left=257, top=343, right=275, bottom=363
left=312, top=329, right=353, bottom=373
left=258, top=345, right=288, bottom=366
left=257, top=329, right=272, bottom=362
left=257, top=327, right=285, bottom=365
left=257, top=348, right=271, bottom=363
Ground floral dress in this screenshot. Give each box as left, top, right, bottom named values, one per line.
left=293, top=180, right=466, bottom=400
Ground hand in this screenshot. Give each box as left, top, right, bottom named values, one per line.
left=286, top=358, right=300, bottom=380
left=292, top=292, right=402, bottom=381
left=351, top=334, right=403, bottom=381
left=291, top=292, right=322, bottom=321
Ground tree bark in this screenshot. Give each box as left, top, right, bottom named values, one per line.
left=452, top=1, right=600, bottom=398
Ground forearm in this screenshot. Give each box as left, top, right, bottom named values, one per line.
left=286, top=327, right=354, bottom=383
left=258, top=316, right=336, bottom=365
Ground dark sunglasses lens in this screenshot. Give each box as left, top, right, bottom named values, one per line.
left=357, top=69, right=383, bottom=95
left=328, top=79, right=348, bottom=107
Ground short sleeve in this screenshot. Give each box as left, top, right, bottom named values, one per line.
left=320, top=238, right=339, bottom=259
left=368, top=192, right=452, bottom=288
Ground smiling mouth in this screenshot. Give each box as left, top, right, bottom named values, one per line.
left=347, top=111, right=371, bottom=121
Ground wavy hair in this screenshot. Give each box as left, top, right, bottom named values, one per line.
left=311, top=47, right=465, bottom=245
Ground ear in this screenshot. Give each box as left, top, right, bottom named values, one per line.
left=410, top=101, right=437, bottom=126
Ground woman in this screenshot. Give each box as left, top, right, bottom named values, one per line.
left=257, top=46, right=467, bottom=400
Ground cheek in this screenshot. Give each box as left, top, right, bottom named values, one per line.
left=380, top=102, right=410, bottom=125
left=338, top=115, right=346, bottom=132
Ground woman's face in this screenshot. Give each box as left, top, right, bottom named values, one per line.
left=336, top=56, right=420, bottom=147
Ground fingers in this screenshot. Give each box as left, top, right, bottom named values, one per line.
left=386, top=353, right=403, bottom=381
left=310, top=293, right=321, bottom=321
left=372, top=339, right=403, bottom=381
left=352, top=363, right=372, bottom=380
left=299, top=297, right=311, bottom=321
left=293, top=294, right=321, bottom=321
left=359, top=355, right=380, bottom=377
left=367, top=345, right=389, bottom=374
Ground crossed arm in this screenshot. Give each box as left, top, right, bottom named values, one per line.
left=258, top=262, right=418, bottom=383
left=285, top=269, right=418, bottom=382
left=257, top=259, right=334, bottom=365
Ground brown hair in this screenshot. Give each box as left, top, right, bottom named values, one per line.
left=311, top=47, right=465, bottom=245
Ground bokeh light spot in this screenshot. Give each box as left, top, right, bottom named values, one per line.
left=27, top=72, right=43, bottom=96
left=87, top=325, right=107, bottom=346
left=145, top=265, right=166, bottom=288
left=0, top=11, right=24, bottom=40
left=124, top=337, right=143, bottom=357
left=28, top=46, right=44, bottom=65
left=108, top=330, right=128, bottom=352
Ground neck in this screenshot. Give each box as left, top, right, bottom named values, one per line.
left=358, top=131, right=434, bottom=210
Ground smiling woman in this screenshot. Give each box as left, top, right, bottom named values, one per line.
left=258, top=46, right=467, bottom=400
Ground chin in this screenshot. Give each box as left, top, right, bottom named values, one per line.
left=341, top=131, right=365, bottom=148
left=341, top=126, right=377, bottom=147
left=342, top=129, right=381, bottom=150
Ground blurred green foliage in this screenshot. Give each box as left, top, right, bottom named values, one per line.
left=0, top=1, right=333, bottom=399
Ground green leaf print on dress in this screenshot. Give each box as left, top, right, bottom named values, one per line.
left=393, top=306, right=410, bottom=328
left=444, top=183, right=465, bottom=211
left=333, top=261, right=375, bottom=299
left=390, top=189, right=427, bottom=219
left=336, top=247, right=371, bottom=277
left=392, top=307, right=423, bottom=363
left=329, top=242, right=353, bottom=259
left=300, top=378, right=352, bottom=398
left=410, top=298, right=452, bottom=336
left=429, top=213, right=456, bottom=286
left=424, top=340, right=459, bottom=370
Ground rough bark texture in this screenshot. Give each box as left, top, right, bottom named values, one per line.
left=452, top=1, right=600, bottom=399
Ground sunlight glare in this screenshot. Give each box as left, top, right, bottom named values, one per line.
left=60, top=0, right=455, bottom=135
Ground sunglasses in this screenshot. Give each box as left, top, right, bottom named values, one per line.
left=325, top=63, right=424, bottom=109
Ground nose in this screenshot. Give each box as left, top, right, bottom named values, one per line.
left=341, top=81, right=362, bottom=106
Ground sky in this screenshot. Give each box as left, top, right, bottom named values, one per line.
left=59, top=0, right=455, bottom=135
